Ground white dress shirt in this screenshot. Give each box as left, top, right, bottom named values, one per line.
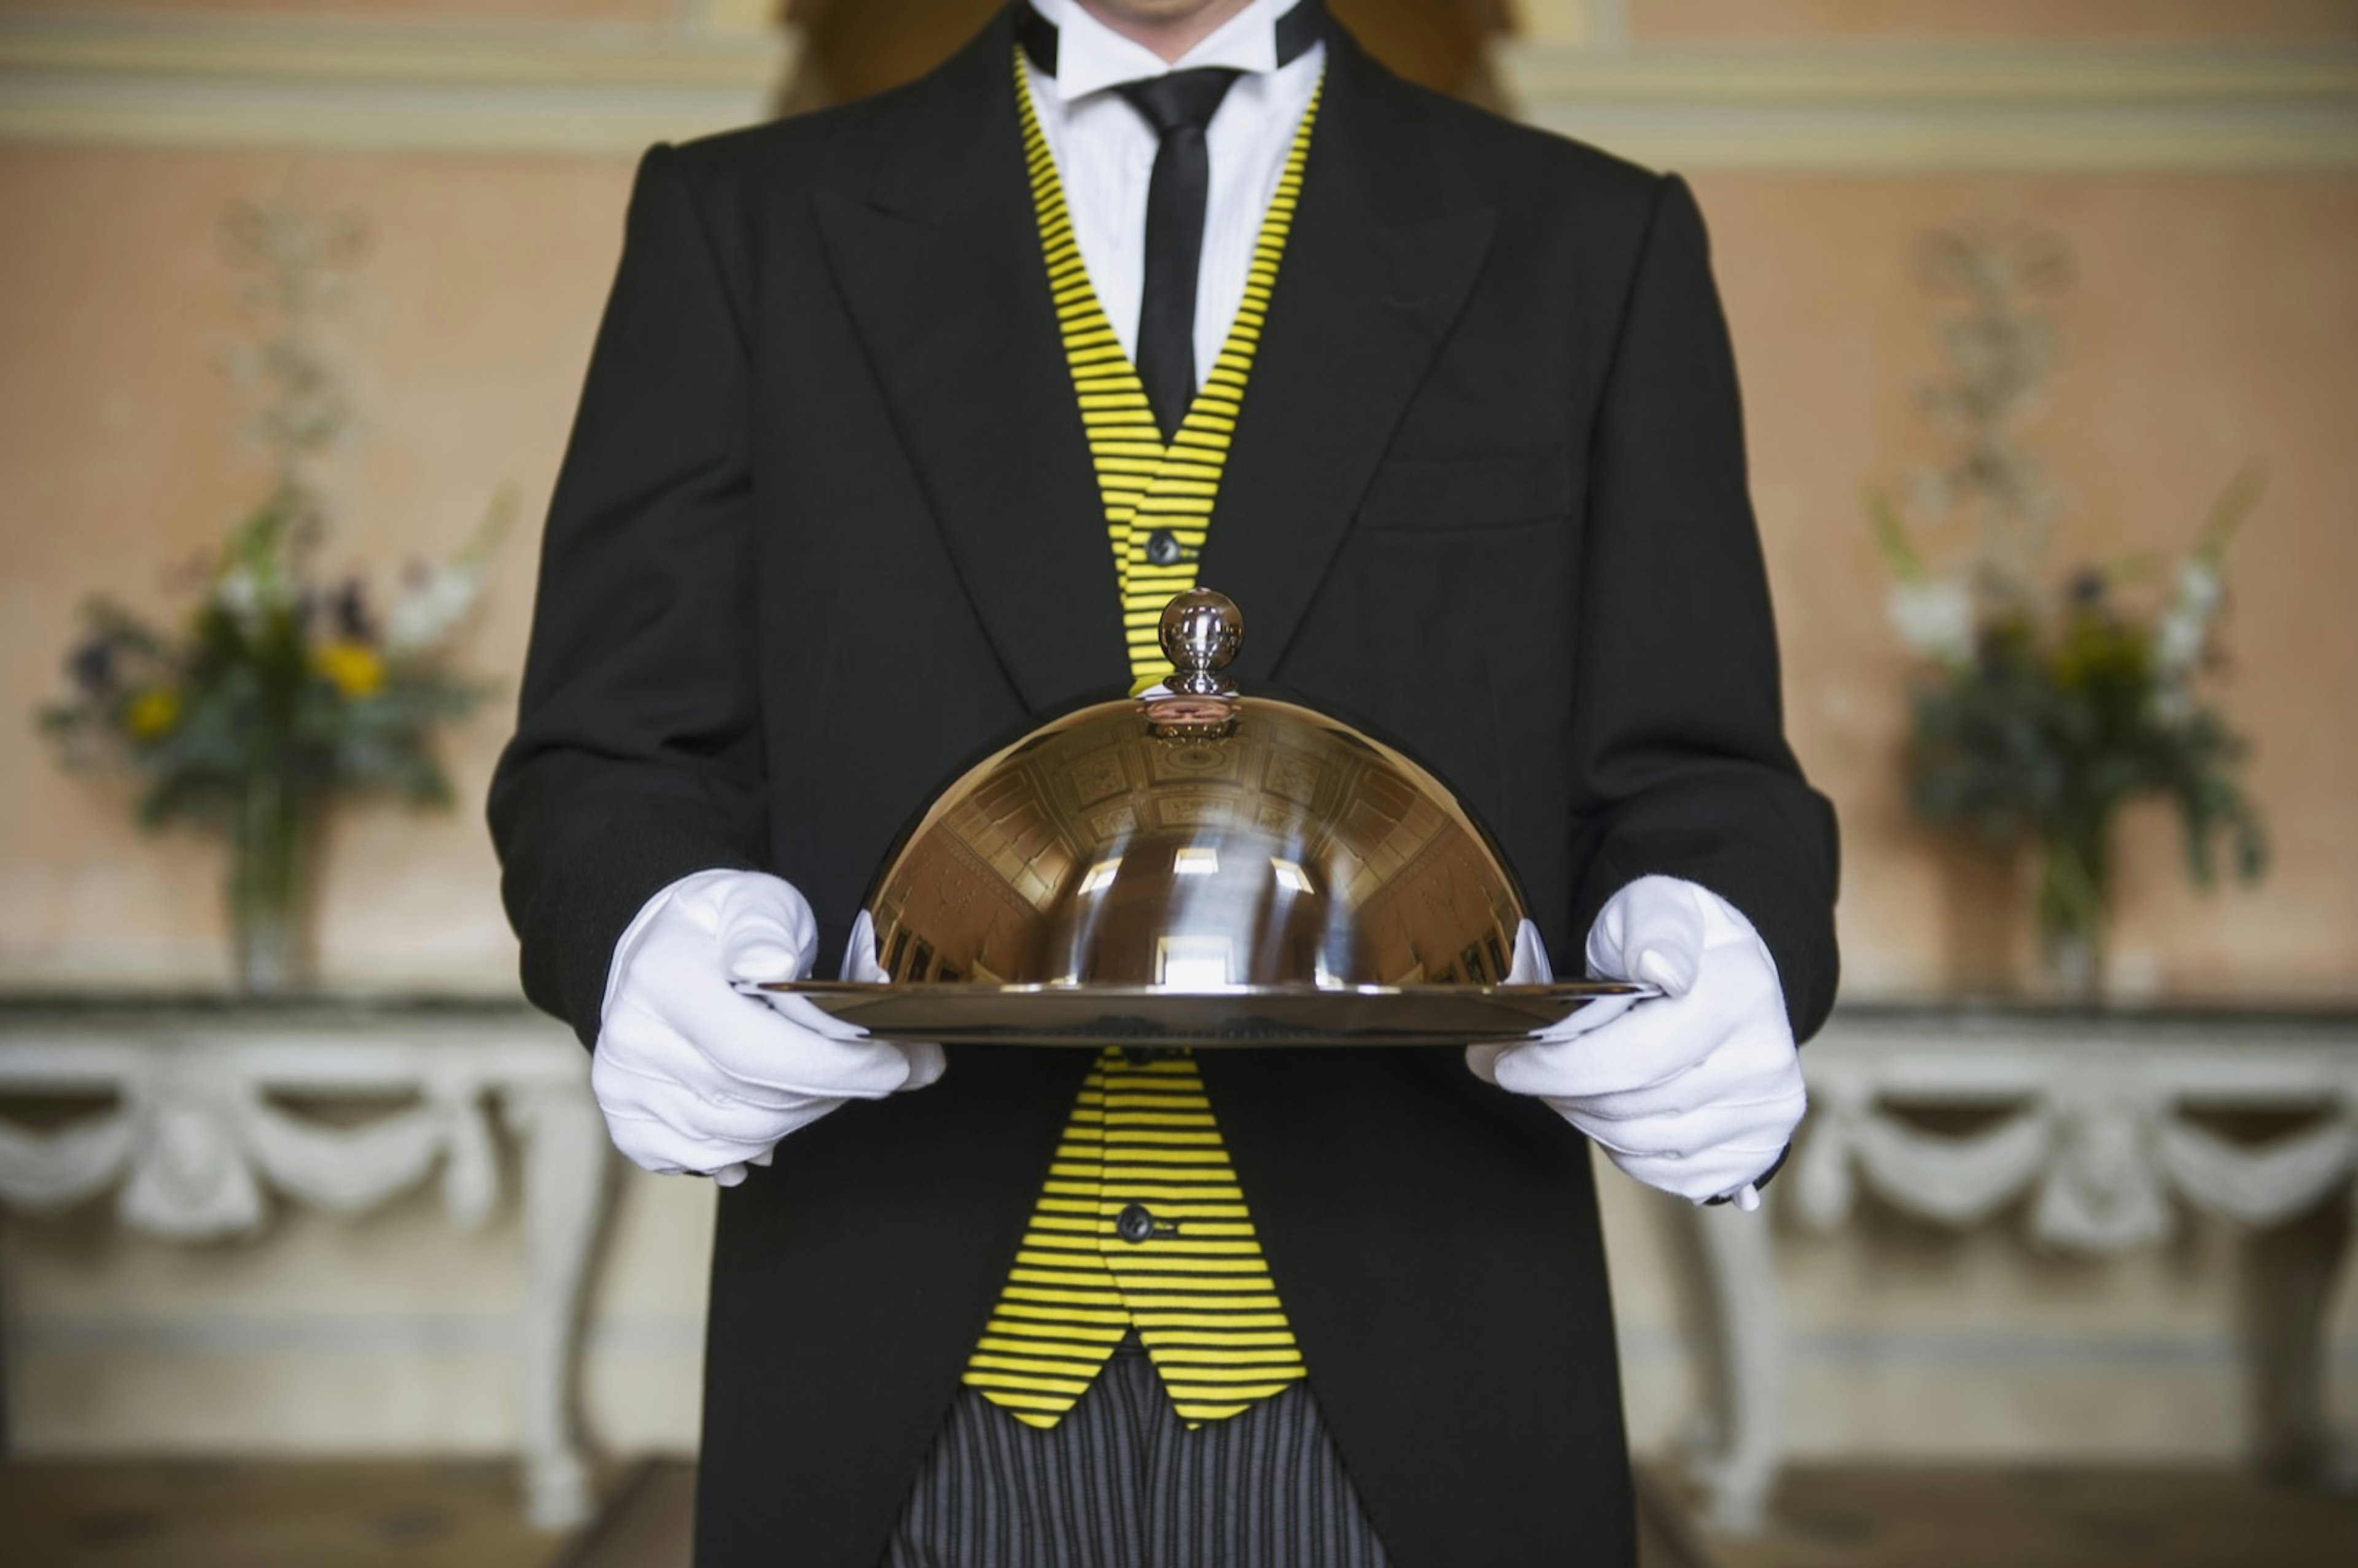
left=1021, top=0, right=1325, bottom=389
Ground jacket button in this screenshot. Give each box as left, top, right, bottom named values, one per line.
left=1145, top=529, right=1187, bottom=567
left=1116, top=1203, right=1156, bottom=1244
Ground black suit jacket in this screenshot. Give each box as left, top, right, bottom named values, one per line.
left=489, top=10, right=1839, bottom=1566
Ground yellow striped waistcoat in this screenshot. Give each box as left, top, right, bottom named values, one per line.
left=957, top=52, right=1324, bottom=1432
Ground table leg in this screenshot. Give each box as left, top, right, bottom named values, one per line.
left=1679, top=1197, right=1788, bottom=1535
left=2241, top=1185, right=2356, bottom=1492
left=505, top=1079, right=615, bottom=1531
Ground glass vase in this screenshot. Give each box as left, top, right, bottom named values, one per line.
left=2033, top=823, right=2111, bottom=1004
left=227, top=770, right=319, bottom=996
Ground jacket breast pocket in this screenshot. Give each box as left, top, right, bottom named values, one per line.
left=1355, top=444, right=1576, bottom=533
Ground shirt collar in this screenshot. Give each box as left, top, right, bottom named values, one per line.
left=1025, top=0, right=1311, bottom=102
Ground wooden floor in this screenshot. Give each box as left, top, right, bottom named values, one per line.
left=0, top=1459, right=575, bottom=1568
left=2, top=1456, right=2352, bottom=1566
left=1643, top=1463, right=2358, bottom=1568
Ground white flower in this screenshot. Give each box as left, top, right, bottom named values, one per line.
left=384, top=562, right=488, bottom=654
left=1886, top=577, right=1975, bottom=664
left=2153, top=559, right=2222, bottom=677
left=2150, top=685, right=2195, bottom=725
left=211, top=565, right=274, bottom=631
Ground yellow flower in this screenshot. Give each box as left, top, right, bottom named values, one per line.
left=313, top=639, right=385, bottom=699
left=125, top=688, right=181, bottom=739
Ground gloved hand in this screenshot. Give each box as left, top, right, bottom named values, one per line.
left=1468, top=875, right=1803, bottom=1209
left=593, top=869, right=945, bottom=1186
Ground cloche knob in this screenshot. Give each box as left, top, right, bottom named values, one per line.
left=1159, top=589, right=1243, bottom=696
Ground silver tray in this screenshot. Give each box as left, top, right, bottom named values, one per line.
left=755, top=980, right=1644, bottom=1049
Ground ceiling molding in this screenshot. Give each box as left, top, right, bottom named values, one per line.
left=0, top=14, right=798, bottom=157
left=1495, top=42, right=2358, bottom=171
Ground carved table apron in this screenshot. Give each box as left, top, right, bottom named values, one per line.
left=0, top=999, right=612, bottom=1530
left=1675, top=1006, right=2358, bottom=1535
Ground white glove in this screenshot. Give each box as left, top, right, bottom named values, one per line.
left=593, top=870, right=945, bottom=1187
left=1469, top=875, right=1804, bottom=1209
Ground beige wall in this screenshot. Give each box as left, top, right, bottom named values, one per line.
left=0, top=144, right=631, bottom=993
left=1518, top=0, right=2358, bottom=45
left=1718, top=171, right=2358, bottom=1001
left=0, top=1, right=690, bottom=19
left=1623, top=0, right=2358, bottom=45
left=4, top=45, right=2352, bottom=998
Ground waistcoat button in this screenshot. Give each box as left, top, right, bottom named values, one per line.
left=1116, top=1203, right=1156, bottom=1244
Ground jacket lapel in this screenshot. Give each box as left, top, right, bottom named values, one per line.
left=815, top=12, right=1129, bottom=712
left=816, top=15, right=1495, bottom=704
left=1200, top=29, right=1497, bottom=683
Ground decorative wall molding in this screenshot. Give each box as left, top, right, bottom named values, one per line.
left=1495, top=42, right=2358, bottom=171
left=0, top=14, right=798, bottom=155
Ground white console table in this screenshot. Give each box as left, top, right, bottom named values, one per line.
left=0, top=999, right=612, bottom=1529
left=1678, top=1006, right=2358, bottom=1535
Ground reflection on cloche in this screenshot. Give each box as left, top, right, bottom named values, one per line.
left=862, top=591, right=1528, bottom=991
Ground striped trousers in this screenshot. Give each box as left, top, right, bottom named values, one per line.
left=886, top=1338, right=1394, bottom=1568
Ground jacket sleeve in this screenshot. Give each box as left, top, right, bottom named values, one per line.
left=1565, top=174, right=1841, bottom=1041
left=487, top=144, right=767, bottom=1046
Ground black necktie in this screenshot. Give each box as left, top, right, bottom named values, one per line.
left=1116, top=68, right=1241, bottom=442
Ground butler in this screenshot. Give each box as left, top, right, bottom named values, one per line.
left=489, top=2, right=1840, bottom=1564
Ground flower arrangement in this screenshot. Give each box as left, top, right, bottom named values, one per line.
left=1869, top=222, right=2266, bottom=993
left=37, top=195, right=501, bottom=994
